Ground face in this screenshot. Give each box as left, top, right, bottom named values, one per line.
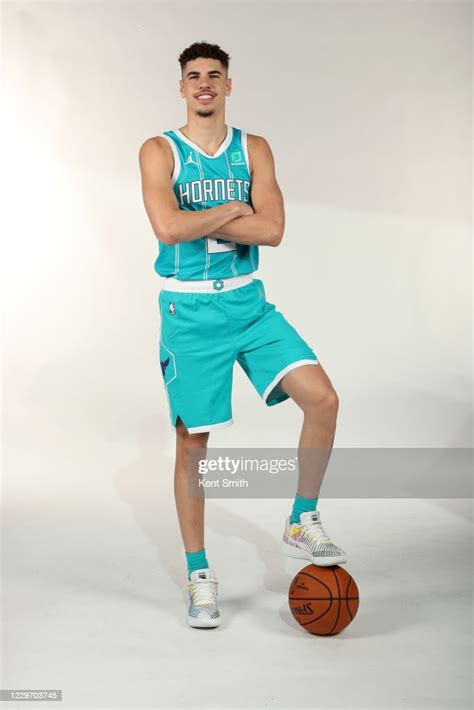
left=180, top=58, right=231, bottom=117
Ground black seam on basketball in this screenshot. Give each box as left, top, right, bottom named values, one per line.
left=295, top=571, right=334, bottom=598
left=299, top=602, right=335, bottom=626
left=348, top=577, right=357, bottom=597
left=345, top=575, right=354, bottom=621
left=329, top=568, right=342, bottom=634
left=292, top=591, right=334, bottom=624
left=290, top=597, right=359, bottom=601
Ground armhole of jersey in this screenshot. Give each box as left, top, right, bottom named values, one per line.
left=241, top=130, right=250, bottom=174
left=159, top=133, right=181, bottom=186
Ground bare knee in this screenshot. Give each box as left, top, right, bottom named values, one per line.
left=302, top=387, right=339, bottom=417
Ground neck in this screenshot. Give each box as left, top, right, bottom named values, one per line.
left=180, top=112, right=228, bottom=154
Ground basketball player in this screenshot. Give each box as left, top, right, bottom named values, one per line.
left=139, top=42, right=347, bottom=629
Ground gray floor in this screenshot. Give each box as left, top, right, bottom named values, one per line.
left=3, top=441, right=472, bottom=710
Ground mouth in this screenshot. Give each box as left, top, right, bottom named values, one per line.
left=195, top=93, right=215, bottom=104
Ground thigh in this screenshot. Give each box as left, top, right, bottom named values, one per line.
left=236, top=283, right=319, bottom=407
left=279, top=358, right=338, bottom=409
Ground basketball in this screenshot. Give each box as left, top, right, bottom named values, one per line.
left=288, top=564, right=359, bottom=635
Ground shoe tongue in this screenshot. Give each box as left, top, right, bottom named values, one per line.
left=190, top=568, right=216, bottom=582
left=300, top=511, right=319, bottom=524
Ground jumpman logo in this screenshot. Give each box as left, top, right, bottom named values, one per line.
left=184, top=150, right=199, bottom=166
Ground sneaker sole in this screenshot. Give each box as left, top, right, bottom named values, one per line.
left=187, top=615, right=221, bottom=628
left=281, top=540, right=347, bottom=566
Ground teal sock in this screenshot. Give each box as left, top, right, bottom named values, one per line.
left=290, top=495, right=318, bottom=524
left=185, top=548, right=209, bottom=580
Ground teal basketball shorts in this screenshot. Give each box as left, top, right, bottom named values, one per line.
left=158, top=276, right=319, bottom=433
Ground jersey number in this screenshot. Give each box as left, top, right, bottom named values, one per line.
left=206, top=237, right=237, bottom=254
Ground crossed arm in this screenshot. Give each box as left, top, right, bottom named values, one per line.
left=139, top=134, right=285, bottom=247
left=207, top=135, right=285, bottom=246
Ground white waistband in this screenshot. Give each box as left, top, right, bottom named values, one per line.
left=160, top=272, right=255, bottom=293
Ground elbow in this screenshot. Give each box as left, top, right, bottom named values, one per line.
left=268, top=223, right=284, bottom=247
left=159, top=231, right=177, bottom=246
left=154, top=222, right=178, bottom=246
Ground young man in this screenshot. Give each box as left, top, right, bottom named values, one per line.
left=139, top=42, right=347, bottom=629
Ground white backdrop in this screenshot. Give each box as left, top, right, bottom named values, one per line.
left=3, top=1, right=471, bottom=457
left=2, top=4, right=472, bottom=709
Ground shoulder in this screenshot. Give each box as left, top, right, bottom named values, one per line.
left=138, top=135, right=174, bottom=173
left=245, top=133, right=274, bottom=174
left=246, top=133, right=272, bottom=152
left=139, top=135, right=174, bottom=163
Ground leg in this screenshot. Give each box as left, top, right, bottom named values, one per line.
left=279, top=362, right=339, bottom=498
left=279, top=362, right=347, bottom=565
left=174, top=416, right=210, bottom=553
left=175, top=417, right=221, bottom=628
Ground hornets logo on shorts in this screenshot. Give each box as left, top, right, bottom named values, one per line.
left=160, top=357, right=170, bottom=377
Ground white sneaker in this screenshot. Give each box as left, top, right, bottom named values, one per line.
left=184, top=568, right=221, bottom=628
left=282, top=510, right=347, bottom=566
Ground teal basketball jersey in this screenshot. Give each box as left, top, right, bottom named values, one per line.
left=154, top=126, right=259, bottom=281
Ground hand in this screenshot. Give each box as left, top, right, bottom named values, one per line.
left=234, top=201, right=254, bottom=217
left=209, top=202, right=255, bottom=238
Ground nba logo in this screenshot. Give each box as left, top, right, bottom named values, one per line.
left=169, top=301, right=176, bottom=315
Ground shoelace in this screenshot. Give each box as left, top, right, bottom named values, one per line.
left=301, top=516, right=332, bottom=545
left=188, top=579, right=219, bottom=606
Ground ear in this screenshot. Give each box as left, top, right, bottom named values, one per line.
left=226, top=77, right=232, bottom=96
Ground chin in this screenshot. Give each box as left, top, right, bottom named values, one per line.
left=195, top=109, right=215, bottom=117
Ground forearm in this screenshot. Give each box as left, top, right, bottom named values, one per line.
left=167, top=202, right=242, bottom=244
left=208, top=213, right=282, bottom=247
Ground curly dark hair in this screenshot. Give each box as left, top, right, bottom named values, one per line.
left=178, top=42, right=230, bottom=74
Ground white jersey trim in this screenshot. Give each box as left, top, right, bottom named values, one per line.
left=174, top=125, right=233, bottom=159
left=160, top=133, right=181, bottom=186
left=241, top=130, right=250, bottom=173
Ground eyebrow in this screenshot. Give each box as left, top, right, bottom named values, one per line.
left=185, top=70, right=222, bottom=78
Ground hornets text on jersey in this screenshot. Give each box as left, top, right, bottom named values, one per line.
left=153, top=125, right=259, bottom=280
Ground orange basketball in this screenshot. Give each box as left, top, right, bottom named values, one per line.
left=288, top=564, right=359, bottom=635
